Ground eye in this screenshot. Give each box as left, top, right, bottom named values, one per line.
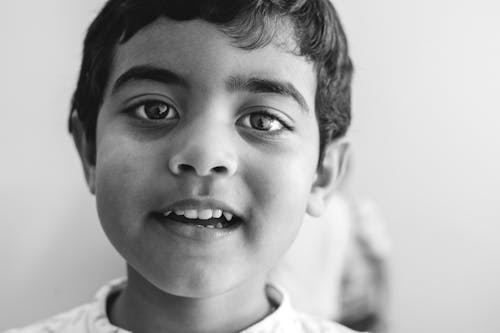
left=238, top=112, right=287, bottom=132
left=133, top=101, right=179, bottom=120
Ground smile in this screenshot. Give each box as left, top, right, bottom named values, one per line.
left=163, top=210, right=240, bottom=229
left=154, top=210, right=243, bottom=242
left=156, top=198, right=244, bottom=230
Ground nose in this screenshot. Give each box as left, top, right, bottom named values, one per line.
left=168, top=122, right=238, bottom=178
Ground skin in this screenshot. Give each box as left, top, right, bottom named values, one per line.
left=72, top=17, right=345, bottom=333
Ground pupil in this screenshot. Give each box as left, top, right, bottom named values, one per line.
left=250, top=114, right=272, bottom=130
left=145, top=102, right=169, bottom=119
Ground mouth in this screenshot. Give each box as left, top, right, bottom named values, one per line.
left=160, top=209, right=243, bottom=229
left=154, top=198, right=245, bottom=231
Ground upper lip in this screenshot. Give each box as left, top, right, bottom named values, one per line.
left=159, top=198, right=244, bottom=219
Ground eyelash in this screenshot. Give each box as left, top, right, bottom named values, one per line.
left=237, top=110, right=294, bottom=134
left=124, top=100, right=294, bottom=134
left=126, top=100, right=179, bottom=121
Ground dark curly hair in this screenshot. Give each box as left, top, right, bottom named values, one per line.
left=70, top=0, right=353, bottom=164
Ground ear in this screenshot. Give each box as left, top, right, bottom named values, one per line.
left=306, top=140, right=350, bottom=217
left=70, top=111, right=96, bottom=194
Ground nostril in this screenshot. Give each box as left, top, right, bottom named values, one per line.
left=169, top=155, right=237, bottom=177
left=212, top=166, right=227, bottom=174
left=175, top=164, right=226, bottom=176
left=178, top=164, right=196, bottom=173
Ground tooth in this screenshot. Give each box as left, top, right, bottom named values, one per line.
left=206, top=225, right=215, bottom=229
left=163, top=211, right=172, bottom=216
left=198, top=209, right=213, bottom=220
left=223, top=212, right=233, bottom=222
left=213, top=209, right=223, bottom=218
left=196, top=224, right=204, bottom=228
left=184, top=209, right=198, bottom=219
left=216, top=222, right=223, bottom=229
left=174, top=210, right=184, bottom=216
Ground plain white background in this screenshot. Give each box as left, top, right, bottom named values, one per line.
left=1, top=1, right=499, bottom=332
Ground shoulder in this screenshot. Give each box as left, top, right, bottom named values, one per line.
left=294, top=312, right=367, bottom=333
left=3, top=304, right=95, bottom=333
left=4, top=278, right=127, bottom=333
left=256, top=283, right=366, bottom=333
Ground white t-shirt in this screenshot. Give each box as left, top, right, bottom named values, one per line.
left=5, top=278, right=364, bottom=333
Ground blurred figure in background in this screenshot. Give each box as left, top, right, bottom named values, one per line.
left=270, top=153, right=391, bottom=332
left=338, top=198, right=390, bottom=332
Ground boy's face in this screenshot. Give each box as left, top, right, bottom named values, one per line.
left=83, top=18, right=335, bottom=297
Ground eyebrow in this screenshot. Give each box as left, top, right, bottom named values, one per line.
left=111, top=65, right=310, bottom=112
left=226, top=75, right=310, bottom=113
left=111, top=65, right=189, bottom=94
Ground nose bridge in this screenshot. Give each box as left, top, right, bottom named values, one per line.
left=169, top=108, right=237, bottom=177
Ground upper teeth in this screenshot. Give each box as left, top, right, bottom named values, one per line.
left=164, top=209, right=233, bottom=221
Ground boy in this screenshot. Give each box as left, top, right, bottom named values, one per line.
left=7, top=0, right=357, bottom=332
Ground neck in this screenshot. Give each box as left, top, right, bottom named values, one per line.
left=109, top=266, right=272, bottom=333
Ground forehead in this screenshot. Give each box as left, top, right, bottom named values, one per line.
left=106, top=18, right=316, bottom=107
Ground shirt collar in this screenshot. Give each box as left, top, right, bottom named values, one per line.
left=241, top=283, right=297, bottom=332
left=90, top=278, right=296, bottom=333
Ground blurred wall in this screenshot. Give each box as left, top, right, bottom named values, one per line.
left=1, top=1, right=499, bottom=332
left=0, top=0, right=123, bottom=328
left=335, top=1, right=500, bottom=332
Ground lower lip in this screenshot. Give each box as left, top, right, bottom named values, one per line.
left=154, top=214, right=240, bottom=242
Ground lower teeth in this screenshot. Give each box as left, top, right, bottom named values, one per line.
left=164, top=213, right=236, bottom=229
left=195, top=222, right=223, bottom=229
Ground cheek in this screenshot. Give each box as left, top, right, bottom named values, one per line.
left=244, top=146, right=319, bottom=255
left=93, top=134, right=157, bottom=239
left=248, top=134, right=319, bottom=211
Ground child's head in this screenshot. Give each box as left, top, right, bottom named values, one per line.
left=71, top=0, right=352, bottom=164
left=70, top=0, right=352, bottom=298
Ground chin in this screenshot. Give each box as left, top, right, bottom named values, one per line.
left=146, top=265, right=244, bottom=299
